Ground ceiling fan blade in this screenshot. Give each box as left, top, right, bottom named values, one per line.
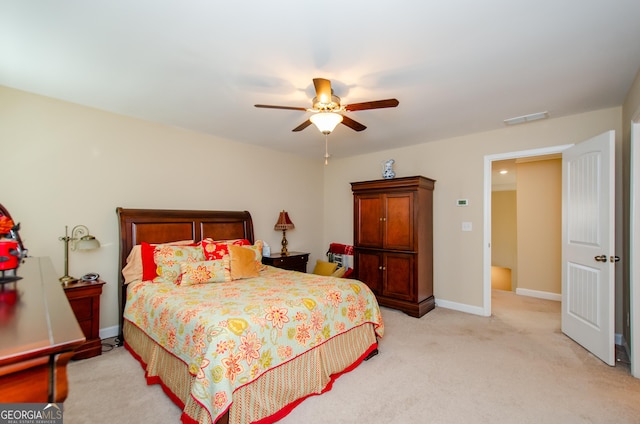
left=292, top=120, right=313, bottom=132
left=255, top=104, right=307, bottom=111
left=313, top=78, right=332, bottom=102
left=344, top=98, right=399, bottom=112
left=341, top=115, right=367, bottom=132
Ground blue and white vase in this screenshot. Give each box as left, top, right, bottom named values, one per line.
left=382, top=159, right=396, bottom=179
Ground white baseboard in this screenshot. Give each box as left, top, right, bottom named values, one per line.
left=515, top=288, right=561, bottom=301
left=99, top=325, right=119, bottom=340
left=435, top=299, right=487, bottom=316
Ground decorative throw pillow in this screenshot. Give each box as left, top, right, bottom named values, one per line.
left=153, top=245, right=205, bottom=283
left=243, top=240, right=264, bottom=264
left=125, top=240, right=194, bottom=283
left=178, top=259, right=230, bottom=285
left=241, top=240, right=265, bottom=272
left=201, top=238, right=251, bottom=260
left=228, top=244, right=260, bottom=280
left=313, top=260, right=339, bottom=276
left=122, top=246, right=145, bottom=284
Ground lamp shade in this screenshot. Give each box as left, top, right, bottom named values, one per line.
left=274, top=210, right=294, bottom=231
left=310, top=112, right=343, bottom=134
left=76, top=235, right=100, bottom=251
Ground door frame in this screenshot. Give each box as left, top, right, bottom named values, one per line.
left=483, top=144, right=573, bottom=316
left=631, top=119, right=640, bottom=377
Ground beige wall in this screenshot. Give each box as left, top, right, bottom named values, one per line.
left=491, top=190, right=517, bottom=289
left=323, top=107, right=622, bottom=311
left=516, top=159, right=562, bottom=294
left=0, top=86, right=326, bottom=334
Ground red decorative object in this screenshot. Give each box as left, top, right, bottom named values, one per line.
left=0, top=216, right=14, bottom=234
left=0, top=203, right=27, bottom=281
left=0, top=240, right=19, bottom=271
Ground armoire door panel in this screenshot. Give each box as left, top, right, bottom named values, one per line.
left=384, top=193, right=413, bottom=251
left=383, top=253, right=414, bottom=301
left=355, top=250, right=382, bottom=295
left=355, top=195, right=383, bottom=247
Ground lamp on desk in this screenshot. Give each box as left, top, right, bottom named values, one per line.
left=274, top=210, right=294, bottom=256
left=59, top=225, right=100, bottom=285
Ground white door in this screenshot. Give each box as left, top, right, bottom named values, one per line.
left=562, top=130, right=615, bottom=366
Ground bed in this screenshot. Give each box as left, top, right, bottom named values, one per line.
left=116, top=208, right=384, bottom=424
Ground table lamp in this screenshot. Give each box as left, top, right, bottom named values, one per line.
left=274, top=210, right=294, bottom=256
left=59, top=225, right=100, bottom=284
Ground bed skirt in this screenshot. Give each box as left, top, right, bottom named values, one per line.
left=123, top=320, right=378, bottom=424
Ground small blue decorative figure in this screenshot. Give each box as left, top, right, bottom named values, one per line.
left=382, top=159, right=396, bottom=179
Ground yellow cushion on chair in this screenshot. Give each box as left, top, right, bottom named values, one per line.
left=331, top=267, right=347, bottom=278
left=313, top=260, right=338, bottom=276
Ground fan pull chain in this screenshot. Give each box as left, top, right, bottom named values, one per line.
left=324, top=134, right=330, bottom=165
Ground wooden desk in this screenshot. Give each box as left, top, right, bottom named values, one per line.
left=0, top=257, right=85, bottom=403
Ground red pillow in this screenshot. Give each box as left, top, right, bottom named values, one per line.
left=201, top=238, right=251, bottom=260
left=141, top=242, right=159, bottom=281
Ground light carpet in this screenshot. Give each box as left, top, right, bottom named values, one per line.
left=65, top=291, right=640, bottom=423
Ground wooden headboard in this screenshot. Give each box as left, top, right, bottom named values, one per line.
left=115, top=207, right=255, bottom=343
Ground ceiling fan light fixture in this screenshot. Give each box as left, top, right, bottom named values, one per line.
left=310, top=112, right=343, bottom=134
left=254, top=77, right=398, bottom=134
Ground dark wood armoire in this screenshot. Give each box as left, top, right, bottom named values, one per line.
left=352, top=175, right=435, bottom=317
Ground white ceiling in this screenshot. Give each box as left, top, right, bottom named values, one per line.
left=2, top=1, right=640, bottom=160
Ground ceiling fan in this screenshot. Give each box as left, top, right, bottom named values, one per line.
left=254, top=78, right=399, bottom=135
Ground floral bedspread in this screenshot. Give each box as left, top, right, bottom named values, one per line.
left=124, top=266, right=384, bottom=423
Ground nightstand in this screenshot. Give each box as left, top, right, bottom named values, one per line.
left=63, top=279, right=106, bottom=359
left=262, top=252, right=309, bottom=273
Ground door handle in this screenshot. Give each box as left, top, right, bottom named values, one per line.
left=594, top=255, right=607, bottom=262
left=610, top=256, right=620, bottom=263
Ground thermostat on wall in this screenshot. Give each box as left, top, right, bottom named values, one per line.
left=456, top=199, right=469, bottom=207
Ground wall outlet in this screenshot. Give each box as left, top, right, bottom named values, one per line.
left=461, top=221, right=472, bottom=231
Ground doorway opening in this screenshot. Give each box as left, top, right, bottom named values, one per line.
left=491, top=156, right=562, bottom=298
left=483, top=144, right=573, bottom=316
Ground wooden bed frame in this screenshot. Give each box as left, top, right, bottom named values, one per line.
left=116, top=207, right=255, bottom=344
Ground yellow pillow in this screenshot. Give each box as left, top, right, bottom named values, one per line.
left=229, top=245, right=260, bottom=280
left=313, top=260, right=338, bottom=276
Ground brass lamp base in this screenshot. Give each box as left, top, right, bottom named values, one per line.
left=59, top=275, right=77, bottom=285
left=280, top=230, right=289, bottom=256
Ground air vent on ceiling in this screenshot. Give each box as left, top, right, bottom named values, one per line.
left=503, top=111, right=549, bottom=126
